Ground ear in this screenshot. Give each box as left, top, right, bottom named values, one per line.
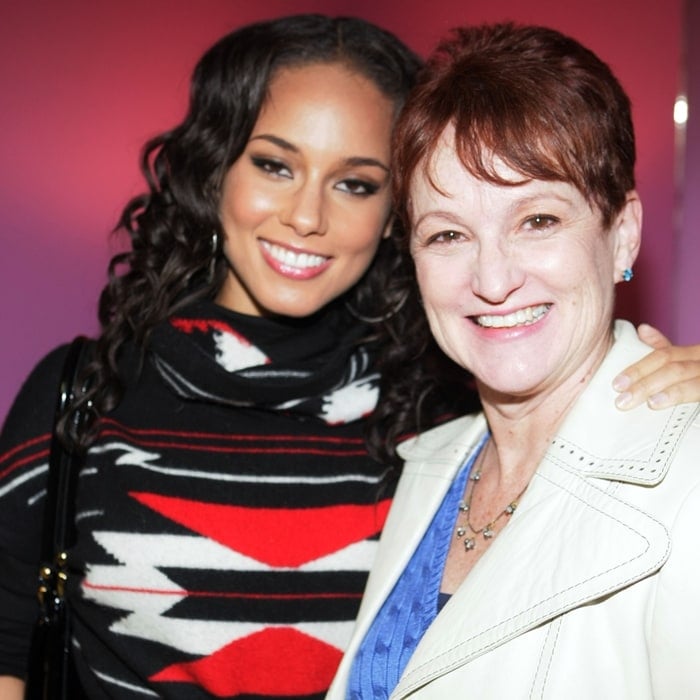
left=611, top=191, right=642, bottom=283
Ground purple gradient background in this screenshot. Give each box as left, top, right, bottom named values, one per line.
left=1, top=0, right=691, bottom=422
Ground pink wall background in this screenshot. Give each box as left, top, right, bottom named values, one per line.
left=1, top=0, right=687, bottom=422
left=676, top=0, right=700, bottom=345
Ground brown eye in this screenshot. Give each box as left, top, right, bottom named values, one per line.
left=336, top=179, right=380, bottom=196
left=525, top=214, right=558, bottom=230
left=427, top=230, right=461, bottom=244
left=250, top=156, right=292, bottom=179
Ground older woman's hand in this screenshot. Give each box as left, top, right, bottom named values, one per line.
left=613, top=324, right=700, bottom=409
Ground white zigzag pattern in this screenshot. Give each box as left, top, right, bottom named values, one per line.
left=84, top=530, right=375, bottom=654
left=89, top=442, right=385, bottom=484
left=319, top=378, right=379, bottom=425
left=213, top=329, right=269, bottom=372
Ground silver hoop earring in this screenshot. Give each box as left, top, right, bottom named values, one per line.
left=208, top=231, right=219, bottom=284
left=345, top=289, right=410, bottom=324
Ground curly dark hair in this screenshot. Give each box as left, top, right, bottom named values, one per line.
left=61, top=14, right=422, bottom=450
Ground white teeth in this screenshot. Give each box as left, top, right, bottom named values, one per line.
left=261, top=241, right=327, bottom=269
left=476, top=304, right=550, bottom=328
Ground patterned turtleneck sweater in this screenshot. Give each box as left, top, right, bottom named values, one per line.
left=0, top=301, right=393, bottom=699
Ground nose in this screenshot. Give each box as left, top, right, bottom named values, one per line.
left=280, top=180, right=327, bottom=237
left=471, top=240, right=525, bottom=304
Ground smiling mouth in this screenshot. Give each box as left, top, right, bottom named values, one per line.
left=474, top=304, right=551, bottom=329
left=260, top=241, right=329, bottom=270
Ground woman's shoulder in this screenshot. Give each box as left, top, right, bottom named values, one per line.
left=21, top=342, right=74, bottom=383
left=1, top=341, right=81, bottom=448
left=661, top=407, right=700, bottom=494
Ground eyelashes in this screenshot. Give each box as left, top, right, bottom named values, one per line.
left=425, top=230, right=463, bottom=245
left=523, top=214, right=560, bottom=231
left=418, top=213, right=563, bottom=248
left=251, top=156, right=291, bottom=178
left=335, top=179, right=380, bottom=196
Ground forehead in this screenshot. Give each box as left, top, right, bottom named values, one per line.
left=253, top=62, right=395, bottom=156
left=409, top=129, right=590, bottom=220
left=261, top=62, right=391, bottom=122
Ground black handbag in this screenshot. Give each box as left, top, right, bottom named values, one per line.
left=25, top=337, right=92, bottom=700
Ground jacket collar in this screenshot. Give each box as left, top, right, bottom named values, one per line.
left=551, top=320, right=697, bottom=484
left=381, top=321, right=696, bottom=697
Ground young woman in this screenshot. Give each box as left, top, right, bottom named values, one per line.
left=0, top=13, right=697, bottom=700
left=0, top=15, right=420, bottom=699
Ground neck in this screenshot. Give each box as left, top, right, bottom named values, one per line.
left=477, top=330, right=613, bottom=484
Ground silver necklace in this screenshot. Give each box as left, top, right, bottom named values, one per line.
left=455, top=468, right=526, bottom=552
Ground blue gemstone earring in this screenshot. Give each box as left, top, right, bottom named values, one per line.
left=622, top=267, right=634, bottom=282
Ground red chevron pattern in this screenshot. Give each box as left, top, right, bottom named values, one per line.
left=131, top=492, right=392, bottom=567
left=151, top=627, right=341, bottom=697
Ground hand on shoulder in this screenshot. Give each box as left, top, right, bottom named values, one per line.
left=613, top=324, right=700, bottom=410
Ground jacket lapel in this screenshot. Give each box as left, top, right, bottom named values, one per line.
left=394, top=455, right=671, bottom=697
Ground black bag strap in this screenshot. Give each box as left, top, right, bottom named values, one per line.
left=37, top=336, right=91, bottom=609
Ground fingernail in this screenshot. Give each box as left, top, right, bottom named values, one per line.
left=613, top=374, right=631, bottom=392
left=648, top=392, right=669, bottom=409
left=615, top=392, right=632, bottom=409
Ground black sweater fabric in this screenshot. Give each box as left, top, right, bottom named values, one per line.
left=0, top=301, right=392, bottom=699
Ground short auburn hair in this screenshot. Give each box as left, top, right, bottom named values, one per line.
left=392, top=23, right=636, bottom=230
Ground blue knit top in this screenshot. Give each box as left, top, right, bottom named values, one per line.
left=346, top=435, right=487, bottom=698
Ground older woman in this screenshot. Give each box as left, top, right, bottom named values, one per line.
left=328, top=23, right=700, bottom=698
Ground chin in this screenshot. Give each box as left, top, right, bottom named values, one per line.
left=476, top=368, right=551, bottom=400
left=269, top=298, right=328, bottom=319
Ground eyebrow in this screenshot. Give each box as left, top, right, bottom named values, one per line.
left=508, top=190, right=576, bottom=208
left=411, top=209, right=463, bottom=229
left=249, top=134, right=298, bottom=151
left=249, top=134, right=389, bottom=173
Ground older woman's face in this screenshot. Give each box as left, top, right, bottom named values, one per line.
left=409, top=129, right=640, bottom=401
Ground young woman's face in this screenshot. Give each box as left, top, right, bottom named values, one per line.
left=216, top=62, right=395, bottom=317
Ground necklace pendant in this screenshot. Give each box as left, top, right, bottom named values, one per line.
left=464, top=537, right=476, bottom=551
left=456, top=526, right=466, bottom=538
left=483, top=526, right=494, bottom=539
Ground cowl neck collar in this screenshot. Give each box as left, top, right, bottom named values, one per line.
left=148, top=300, right=379, bottom=424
